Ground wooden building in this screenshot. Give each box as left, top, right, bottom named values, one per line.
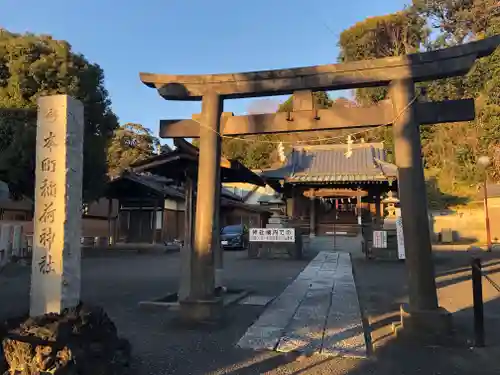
left=106, top=139, right=270, bottom=244
left=261, top=142, right=398, bottom=236
left=105, top=171, right=268, bottom=244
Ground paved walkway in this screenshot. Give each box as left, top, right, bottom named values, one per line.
left=304, top=235, right=364, bottom=258
left=237, top=251, right=366, bottom=357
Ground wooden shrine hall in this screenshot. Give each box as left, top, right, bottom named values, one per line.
left=262, top=142, right=398, bottom=236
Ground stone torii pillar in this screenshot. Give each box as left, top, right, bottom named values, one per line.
left=390, top=79, right=449, bottom=333
left=179, top=91, right=223, bottom=321
left=179, top=170, right=196, bottom=301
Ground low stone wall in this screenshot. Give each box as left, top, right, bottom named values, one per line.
left=430, top=205, right=500, bottom=244
left=0, top=218, right=115, bottom=238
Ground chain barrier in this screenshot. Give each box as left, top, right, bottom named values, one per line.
left=472, top=260, right=500, bottom=293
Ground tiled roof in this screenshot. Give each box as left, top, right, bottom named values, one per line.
left=261, top=143, right=397, bottom=184
left=132, top=138, right=265, bottom=186
left=109, top=172, right=249, bottom=204
left=116, top=172, right=185, bottom=200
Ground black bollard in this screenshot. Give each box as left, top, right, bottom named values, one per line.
left=472, top=258, right=485, bottom=347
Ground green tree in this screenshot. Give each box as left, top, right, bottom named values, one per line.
left=413, top=0, right=499, bottom=43
left=107, top=123, right=160, bottom=177
left=336, top=11, right=428, bottom=153
left=414, top=0, right=500, bottom=190
left=220, top=91, right=336, bottom=168
left=0, top=29, right=118, bottom=200
left=0, top=109, right=37, bottom=199
left=336, top=0, right=499, bottom=205
left=338, top=10, right=429, bottom=104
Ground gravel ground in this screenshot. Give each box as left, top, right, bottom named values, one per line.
left=1, top=248, right=500, bottom=374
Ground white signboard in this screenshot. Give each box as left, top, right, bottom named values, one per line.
left=373, top=230, right=387, bottom=248
left=250, top=228, right=295, bottom=242
left=395, top=211, right=406, bottom=260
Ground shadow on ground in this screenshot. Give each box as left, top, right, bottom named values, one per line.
left=205, top=249, right=500, bottom=375
left=1, top=249, right=500, bottom=374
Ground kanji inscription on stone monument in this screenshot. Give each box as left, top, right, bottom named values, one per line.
left=30, top=95, right=84, bottom=317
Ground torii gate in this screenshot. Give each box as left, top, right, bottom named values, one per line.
left=140, top=35, right=500, bottom=332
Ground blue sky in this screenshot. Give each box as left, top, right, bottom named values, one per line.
left=2, top=0, right=408, bottom=145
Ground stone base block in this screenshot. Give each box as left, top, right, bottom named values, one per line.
left=1, top=303, right=131, bottom=375
left=139, top=289, right=249, bottom=311
left=179, top=297, right=224, bottom=324
left=392, top=303, right=453, bottom=342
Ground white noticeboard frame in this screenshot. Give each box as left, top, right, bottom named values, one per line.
left=372, top=230, right=387, bottom=249
left=249, top=228, right=295, bottom=242
left=395, top=210, right=406, bottom=260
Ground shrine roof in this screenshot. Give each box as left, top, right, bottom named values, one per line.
left=131, top=139, right=265, bottom=186
left=261, top=142, right=398, bottom=184
left=105, top=171, right=184, bottom=200
left=105, top=171, right=268, bottom=213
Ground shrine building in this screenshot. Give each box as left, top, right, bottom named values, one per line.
left=261, top=141, right=398, bottom=236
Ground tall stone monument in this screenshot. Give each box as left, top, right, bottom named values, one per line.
left=1, top=96, right=132, bottom=375
left=30, top=95, right=84, bottom=317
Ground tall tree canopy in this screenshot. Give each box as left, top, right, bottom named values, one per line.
left=336, top=0, right=500, bottom=204
left=413, top=0, right=499, bottom=44
left=107, top=123, right=160, bottom=178
left=0, top=29, right=118, bottom=200
left=338, top=10, right=429, bottom=104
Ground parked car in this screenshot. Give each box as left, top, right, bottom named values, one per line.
left=220, top=224, right=248, bottom=250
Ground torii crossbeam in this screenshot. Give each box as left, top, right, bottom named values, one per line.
left=158, top=99, right=475, bottom=138
left=140, top=35, right=500, bottom=333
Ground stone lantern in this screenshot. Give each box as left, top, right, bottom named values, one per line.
left=382, top=191, right=399, bottom=218
left=266, top=196, right=288, bottom=228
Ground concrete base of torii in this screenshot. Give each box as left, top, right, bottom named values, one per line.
left=392, top=304, right=453, bottom=342
left=179, top=298, right=224, bottom=324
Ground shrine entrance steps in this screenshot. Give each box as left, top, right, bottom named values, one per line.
left=237, top=251, right=367, bottom=358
